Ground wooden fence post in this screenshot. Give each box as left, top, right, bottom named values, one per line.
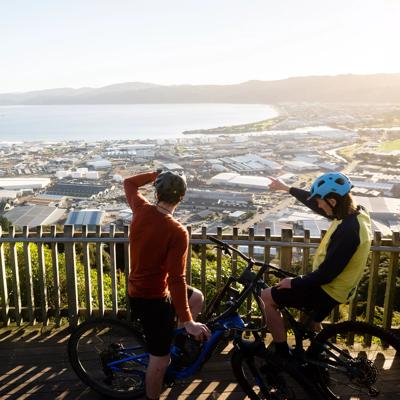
left=23, top=226, right=35, bottom=325
left=0, top=227, right=9, bottom=326
left=37, top=226, right=48, bottom=325
left=186, top=225, right=192, bottom=286
left=383, top=231, right=400, bottom=330
left=366, top=231, right=381, bottom=325
left=82, top=225, right=92, bottom=320
left=51, top=225, right=61, bottom=326
left=9, top=226, right=22, bottom=325
left=124, top=225, right=131, bottom=320
left=201, top=226, right=207, bottom=305
left=280, top=229, right=293, bottom=270
left=109, top=225, right=118, bottom=318
left=64, top=225, right=78, bottom=326
left=216, top=227, right=223, bottom=289
left=96, top=225, right=104, bottom=317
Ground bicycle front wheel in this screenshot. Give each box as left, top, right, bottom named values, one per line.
left=231, top=348, right=322, bottom=399
left=312, top=321, right=400, bottom=400
left=68, top=318, right=147, bottom=399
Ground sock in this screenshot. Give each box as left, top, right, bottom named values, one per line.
left=274, top=341, right=290, bottom=356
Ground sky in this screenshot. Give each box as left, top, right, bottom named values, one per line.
left=1, top=0, right=400, bottom=93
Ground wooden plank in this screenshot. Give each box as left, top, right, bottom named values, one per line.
left=186, top=225, right=192, bottom=285
left=201, top=226, right=207, bottom=305
left=383, top=231, right=400, bottom=330
left=366, top=231, right=381, bottom=325
left=263, top=227, right=271, bottom=266
left=64, top=225, right=78, bottom=326
left=0, top=227, right=9, bottom=326
left=247, top=227, right=255, bottom=321
left=301, top=229, right=311, bottom=274
left=216, top=227, right=222, bottom=289
left=280, top=228, right=293, bottom=270
left=36, top=226, right=48, bottom=325
left=109, top=225, right=118, bottom=318
left=9, top=226, right=22, bottom=325
left=123, top=225, right=131, bottom=320
left=82, top=225, right=92, bottom=320
left=95, top=225, right=104, bottom=317
left=232, top=227, right=238, bottom=276
left=50, top=226, right=61, bottom=326
left=22, top=226, right=35, bottom=325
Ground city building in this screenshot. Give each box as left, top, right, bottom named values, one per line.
left=220, top=154, right=282, bottom=173
left=184, top=189, right=253, bottom=206
left=0, top=177, right=51, bottom=190
left=4, top=205, right=66, bottom=227
left=209, top=172, right=271, bottom=190
left=45, top=183, right=110, bottom=199
left=65, top=209, right=105, bottom=228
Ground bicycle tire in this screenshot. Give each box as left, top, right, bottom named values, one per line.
left=231, top=348, right=323, bottom=399
left=312, top=321, right=400, bottom=400
left=68, top=318, right=147, bottom=399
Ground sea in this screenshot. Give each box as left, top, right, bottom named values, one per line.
left=0, top=104, right=278, bottom=142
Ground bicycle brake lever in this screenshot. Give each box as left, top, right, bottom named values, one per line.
left=213, top=245, right=231, bottom=256
left=223, top=247, right=231, bottom=256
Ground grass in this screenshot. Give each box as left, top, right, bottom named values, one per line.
left=378, top=139, right=400, bottom=152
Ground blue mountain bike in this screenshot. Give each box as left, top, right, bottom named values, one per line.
left=68, top=236, right=321, bottom=399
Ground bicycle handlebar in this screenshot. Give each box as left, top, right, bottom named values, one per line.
left=207, top=235, right=297, bottom=279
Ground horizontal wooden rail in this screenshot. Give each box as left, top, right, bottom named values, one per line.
left=0, top=225, right=398, bottom=331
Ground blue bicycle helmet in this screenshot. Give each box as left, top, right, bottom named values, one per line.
left=309, top=172, right=353, bottom=199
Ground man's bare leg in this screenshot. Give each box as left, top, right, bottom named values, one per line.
left=261, top=287, right=286, bottom=342
left=188, top=287, right=204, bottom=321
left=145, top=354, right=170, bottom=399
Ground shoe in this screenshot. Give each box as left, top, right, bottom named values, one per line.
left=266, top=348, right=293, bottom=369
left=301, top=362, right=330, bottom=385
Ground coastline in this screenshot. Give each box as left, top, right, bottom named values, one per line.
left=182, top=105, right=282, bottom=135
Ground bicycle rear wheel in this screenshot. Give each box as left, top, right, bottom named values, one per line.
left=312, top=321, right=400, bottom=400
left=231, top=349, right=322, bottom=399
left=68, top=318, right=147, bottom=399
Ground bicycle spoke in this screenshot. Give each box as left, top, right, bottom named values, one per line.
left=312, top=322, right=400, bottom=400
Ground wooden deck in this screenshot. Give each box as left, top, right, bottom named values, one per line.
left=1, top=324, right=399, bottom=400
left=0, top=324, right=245, bottom=400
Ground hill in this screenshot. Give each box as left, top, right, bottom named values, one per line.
left=1, top=74, right=400, bottom=104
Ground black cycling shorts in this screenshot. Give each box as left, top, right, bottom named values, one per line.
left=129, top=286, right=194, bottom=357
left=270, top=285, right=339, bottom=322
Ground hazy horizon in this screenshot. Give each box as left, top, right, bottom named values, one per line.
left=3, top=72, right=400, bottom=96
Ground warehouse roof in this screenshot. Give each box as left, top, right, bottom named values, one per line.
left=65, top=210, right=104, bottom=226
left=4, top=205, right=65, bottom=227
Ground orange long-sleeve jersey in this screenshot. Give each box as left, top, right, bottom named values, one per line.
left=124, top=172, right=192, bottom=323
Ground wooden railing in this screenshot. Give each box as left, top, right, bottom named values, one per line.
left=0, top=225, right=399, bottom=330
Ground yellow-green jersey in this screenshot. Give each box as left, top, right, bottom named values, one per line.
left=289, top=188, right=372, bottom=304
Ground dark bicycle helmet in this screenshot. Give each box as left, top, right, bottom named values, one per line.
left=154, top=171, right=187, bottom=204
left=309, top=172, right=353, bottom=199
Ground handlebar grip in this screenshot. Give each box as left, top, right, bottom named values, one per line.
left=207, top=236, right=225, bottom=246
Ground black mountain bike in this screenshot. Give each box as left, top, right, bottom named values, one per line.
left=213, top=237, right=400, bottom=400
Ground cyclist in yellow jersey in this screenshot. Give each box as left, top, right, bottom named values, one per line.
left=261, top=172, right=372, bottom=358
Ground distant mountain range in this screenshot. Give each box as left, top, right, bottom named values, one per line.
left=1, top=74, right=400, bottom=104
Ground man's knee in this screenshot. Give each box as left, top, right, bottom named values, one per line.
left=261, top=288, right=278, bottom=309
left=189, top=287, right=204, bottom=308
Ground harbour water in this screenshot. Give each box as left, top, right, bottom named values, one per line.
left=0, top=104, right=278, bottom=142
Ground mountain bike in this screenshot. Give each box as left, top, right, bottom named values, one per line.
left=67, top=235, right=321, bottom=399
left=211, top=237, right=400, bottom=400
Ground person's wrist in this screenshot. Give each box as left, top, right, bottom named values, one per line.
left=183, top=319, right=194, bottom=327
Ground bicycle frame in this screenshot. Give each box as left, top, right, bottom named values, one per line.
left=104, top=235, right=277, bottom=383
